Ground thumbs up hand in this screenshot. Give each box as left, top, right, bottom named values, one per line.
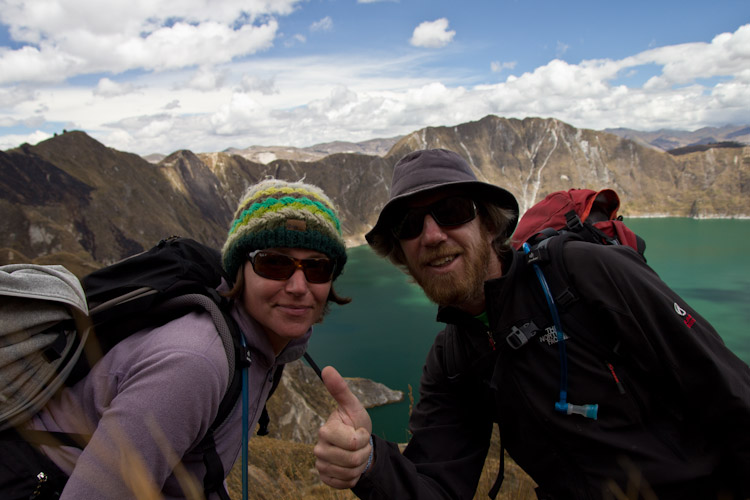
left=314, top=366, right=374, bottom=489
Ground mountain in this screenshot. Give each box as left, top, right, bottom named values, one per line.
left=218, top=136, right=402, bottom=164
left=605, top=124, right=750, bottom=151
left=388, top=115, right=749, bottom=216
left=2, top=115, right=748, bottom=275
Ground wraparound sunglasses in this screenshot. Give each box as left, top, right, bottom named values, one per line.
left=392, top=197, right=477, bottom=240
left=247, top=250, right=335, bottom=284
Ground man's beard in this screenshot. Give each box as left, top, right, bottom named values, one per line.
left=409, top=235, right=493, bottom=308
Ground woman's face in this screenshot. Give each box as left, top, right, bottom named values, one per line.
left=241, top=247, right=332, bottom=354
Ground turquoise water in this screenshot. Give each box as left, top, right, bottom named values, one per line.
left=307, top=219, right=750, bottom=442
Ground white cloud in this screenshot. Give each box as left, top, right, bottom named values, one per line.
left=240, top=75, right=279, bottom=95
left=0, top=0, right=301, bottom=83
left=0, top=130, right=51, bottom=150
left=410, top=18, right=455, bottom=49
left=491, top=61, right=517, bottom=73
left=0, top=85, right=36, bottom=107
left=93, top=78, right=137, bottom=97
left=311, top=16, right=333, bottom=32
left=185, top=67, right=228, bottom=91
left=285, top=33, right=307, bottom=47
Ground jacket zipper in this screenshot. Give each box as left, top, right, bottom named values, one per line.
left=606, top=361, right=626, bottom=394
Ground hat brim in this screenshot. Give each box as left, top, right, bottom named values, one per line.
left=365, top=180, right=519, bottom=245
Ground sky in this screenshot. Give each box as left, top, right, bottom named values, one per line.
left=0, top=0, right=749, bottom=156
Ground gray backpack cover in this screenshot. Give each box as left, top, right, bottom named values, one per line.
left=0, top=264, right=90, bottom=430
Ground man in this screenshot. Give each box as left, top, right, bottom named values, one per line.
left=314, top=148, right=750, bottom=499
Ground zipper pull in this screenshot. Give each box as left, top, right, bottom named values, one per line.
left=487, top=331, right=496, bottom=351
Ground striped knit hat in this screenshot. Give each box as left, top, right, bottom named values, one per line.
left=221, top=179, right=347, bottom=281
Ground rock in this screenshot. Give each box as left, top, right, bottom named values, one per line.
left=263, top=360, right=403, bottom=444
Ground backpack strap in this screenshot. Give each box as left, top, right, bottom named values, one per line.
left=256, top=364, right=285, bottom=437
left=524, top=232, right=583, bottom=309
left=153, top=293, right=249, bottom=500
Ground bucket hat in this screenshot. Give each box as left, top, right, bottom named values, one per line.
left=365, top=148, right=518, bottom=251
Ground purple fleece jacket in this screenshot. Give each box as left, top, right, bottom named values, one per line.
left=29, top=296, right=310, bottom=499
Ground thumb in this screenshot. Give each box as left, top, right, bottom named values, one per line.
left=322, top=366, right=372, bottom=433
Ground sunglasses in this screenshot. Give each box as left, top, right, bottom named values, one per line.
left=247, top=250, right=335, bottom=284
left=392, top=197, right=477, bottom=240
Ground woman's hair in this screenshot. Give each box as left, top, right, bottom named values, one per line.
left=222, top=263, right=351, bottom=318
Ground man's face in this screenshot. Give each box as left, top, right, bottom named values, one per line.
left=396, top=193, right=501, bottom=314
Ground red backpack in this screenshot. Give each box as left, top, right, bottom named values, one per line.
left=511, top=188, right=645, bottom=257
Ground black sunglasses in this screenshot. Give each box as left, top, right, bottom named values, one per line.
left=392, top=197, right=477, bottom=240
left=247, top=250, right=335, bottom=284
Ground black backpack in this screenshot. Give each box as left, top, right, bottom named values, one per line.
left=2, top=237, right=249, bottom=500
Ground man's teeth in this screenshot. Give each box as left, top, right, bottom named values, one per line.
left=430, top=255, right=456, bottom=266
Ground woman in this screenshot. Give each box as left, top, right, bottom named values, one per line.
left=18, top=179, right=349, bottom=499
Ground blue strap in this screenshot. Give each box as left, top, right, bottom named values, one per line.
left=523, top=243, right=598, bottom=420
left=240, top=335, right=249, bottom=500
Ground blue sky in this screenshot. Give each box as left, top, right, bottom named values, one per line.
left=0, top=0, right=748, bottom=155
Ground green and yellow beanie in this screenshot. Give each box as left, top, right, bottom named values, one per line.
left=221, top=179, right=347, bottom=281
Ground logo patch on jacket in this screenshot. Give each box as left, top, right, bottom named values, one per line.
left=538, top=325, right=570, bottom=345
left=674, top=302, right=696, bottom=328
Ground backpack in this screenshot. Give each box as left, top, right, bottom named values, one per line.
left=444, top=188, right=647, bottom=499
left=510, top=188, right=646, bottom=257
left=0, top=236, right=249, bottom=500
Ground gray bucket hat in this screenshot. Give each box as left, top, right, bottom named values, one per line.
left=365, top=148, right=519, bottom=251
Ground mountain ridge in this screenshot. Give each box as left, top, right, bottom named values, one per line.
left=2, top=115, right=748, bottom=275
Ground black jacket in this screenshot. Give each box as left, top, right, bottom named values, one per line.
left=354, top=242, right=750, bottom=500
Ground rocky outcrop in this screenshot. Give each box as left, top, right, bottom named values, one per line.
left=264, top=360, right=403, bottom=444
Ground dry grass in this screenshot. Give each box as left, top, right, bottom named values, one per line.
left=226, top=431, right=537, bottom=500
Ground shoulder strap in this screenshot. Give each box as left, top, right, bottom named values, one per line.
left=524, top=231, right=582, bottom=309
left=256, top=364, right=285, bottom=437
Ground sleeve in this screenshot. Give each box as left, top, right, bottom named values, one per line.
left=565, top=243, right=750, bottom=493
left=353, top=330, right=494, bottom=500
left=60, top=340, right=226, bottom=499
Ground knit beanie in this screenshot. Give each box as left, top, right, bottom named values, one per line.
left=221, top=179, right=347, bottom=281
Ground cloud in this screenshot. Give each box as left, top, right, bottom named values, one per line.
left=185, top=67, right=228, bottom=91
left=491, top=61, right=517, bottom=73
left=635, top=24, right=750, bottom=89
left=410, top=18, right=455, bottom=48
left=93, top=78, right=137, bottom=97
left=310, top=16, right=333, bottom=32
left=0, top=0, right=302, bottom=83
left=556, top=41, right=570, bottom=57
left=0, top=85, right=36, bottom=107
left=0, top=130, right=52, bottom=150
left=284, top=33, right=307, bottom=47
left=240, top=75, right=279, bottom=95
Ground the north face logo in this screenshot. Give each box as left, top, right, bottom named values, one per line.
left=539, top=325, right=570, bottom=345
